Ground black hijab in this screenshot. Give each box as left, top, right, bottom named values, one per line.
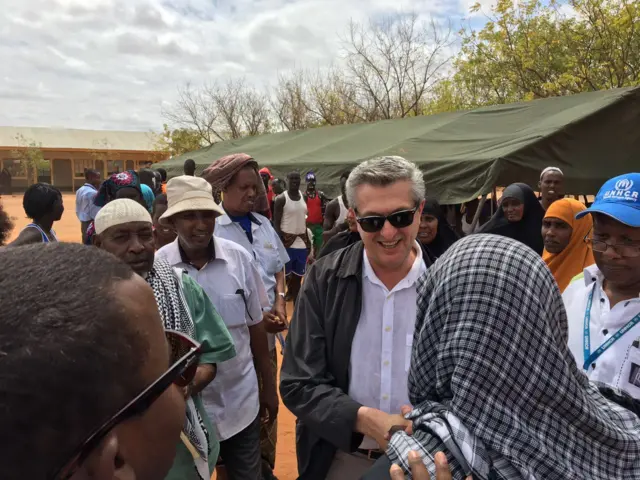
left=420, top=198, right=459, bottom=260
left=479, top=183, right=545, bottom=254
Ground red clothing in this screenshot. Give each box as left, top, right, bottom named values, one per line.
left=306, top=194, right=323, bottom=224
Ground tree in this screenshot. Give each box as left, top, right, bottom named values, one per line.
left=453, top=0, right=640, bottom=106
left=153, top=124, right=203, bottom=157
left=342, top=13, right=454, bottom=120
left=10, top=134, right=44, bottom=185
left=163, top=79, right=273, bottom=144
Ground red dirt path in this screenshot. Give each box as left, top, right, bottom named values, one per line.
left=2, top=193, right=299, bottom=480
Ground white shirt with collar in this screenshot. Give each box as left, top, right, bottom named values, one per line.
left=156, top=235, right=269, bottom=440
left=75, top=183, right=101, bottom=222
left=564, top=264, right=640, bottom=399
left=349, top=242, right=427, bottom=449
left=215, top=212, right=290, bottom=351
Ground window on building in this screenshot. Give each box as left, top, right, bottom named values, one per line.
left=1, top=159, right=26, bottom=178
left=107, top=160, right=124, bottom=175
left=125, top=160, right=135, bottom=171
left=74, top=159, right=94, bottom=178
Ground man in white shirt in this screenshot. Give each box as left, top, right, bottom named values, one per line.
left=563, top=173, right=640, bottom=399
left=157, top=175, right=277, bottom=480
left=206, top=156, right=289, bottom=480
left=75, top=169, right=101, bottom=243
left=280, top=156, right=433, bottom=480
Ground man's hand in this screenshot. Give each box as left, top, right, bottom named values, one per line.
left=355, top=407, right=412, bottom=450
left=389, top=451, right=471, bottom=480
left=272, top=295, right=288, bottom=324
left=307, top=254, right=316, bottom=265
left=262, top=311, right=287, bottom=334
left=259, top=385, right=279, bottom=425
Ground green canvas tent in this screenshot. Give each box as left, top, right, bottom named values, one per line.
left=159, top=86, right=640, bottom=204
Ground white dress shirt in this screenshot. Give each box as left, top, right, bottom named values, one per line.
left=564, top=264, right=640, bottom=399
left=157, top=236, right=269, bottom=440
left=75, top=183, right=101, bottom=222
left=349, top=243, right=427, bottom=449
left=215, top=212, right=290, bottom=351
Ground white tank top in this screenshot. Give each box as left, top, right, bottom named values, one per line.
left=337, top=195, right=348, bottom=225
left=282, top=191, right=308, bottom=248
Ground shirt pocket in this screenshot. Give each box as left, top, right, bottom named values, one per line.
left=254, top=241, right=281, bottom=276
left=217, top=293, right=248, bottom=329
left=618, top=344, right=640, bottom=398
left=405, top=334, right=413, bottom=372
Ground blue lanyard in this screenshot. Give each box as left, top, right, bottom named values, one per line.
left=583, top=282, right=640, bottom=371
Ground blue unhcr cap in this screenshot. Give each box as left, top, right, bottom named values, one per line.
left=576, top=173, right=640, bottom=227
left=305, top=171, right=316, bottom=182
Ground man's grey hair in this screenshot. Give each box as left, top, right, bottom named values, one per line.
left=346, top=156, right=425, bottom=210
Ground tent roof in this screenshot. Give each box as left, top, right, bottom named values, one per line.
left=159, top=86, right=640, bottom=203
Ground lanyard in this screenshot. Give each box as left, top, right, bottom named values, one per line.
left=583, top=282, right=640, bottom=371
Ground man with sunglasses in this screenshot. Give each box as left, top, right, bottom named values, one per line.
left=563, top=173, right=640, bottom=399
left=281, top=156, right=433, bottom=480
left=157, top=175, right=274, bottom=480
left=0, top=242, right=192, bottom=480
left=93, top=198, right=236, bottom=480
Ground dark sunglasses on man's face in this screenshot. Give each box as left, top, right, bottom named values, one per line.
left=356, top=206, right=419, bottom=233
left=51, top=330, right=201, bottom=480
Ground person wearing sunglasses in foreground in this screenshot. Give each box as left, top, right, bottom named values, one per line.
left=380, top=234, right=640, bottom=479
left=93, top=199, right=236, bottom=480
left=280, top=156, right=433, bottom=480
left=563, top=173, right=640, bottom=400
left=0, top=243, right=193, bottom=480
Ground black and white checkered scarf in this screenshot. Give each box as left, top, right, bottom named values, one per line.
left=147, top=259, right=209, bottom=479
left=387, top=234, right=640, bottom=479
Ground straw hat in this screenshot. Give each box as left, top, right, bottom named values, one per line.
left=160, top=175, right=224, bottom=223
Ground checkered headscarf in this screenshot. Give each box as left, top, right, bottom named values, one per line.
left=388, top=234, right=640, bottom=479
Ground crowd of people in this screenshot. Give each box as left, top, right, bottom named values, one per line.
left=0, top=153, right=638, bottom=480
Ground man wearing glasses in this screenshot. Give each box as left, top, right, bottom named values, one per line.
left=1, top=243, right=195, bottom=480
left=280, top=156, right=433, bottom=479
left=563, top=173, right=640, bottom=399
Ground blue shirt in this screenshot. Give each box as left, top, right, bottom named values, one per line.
left=75, top=183, right=101, bottom=222
left=227, top=213, right=254, bottom=243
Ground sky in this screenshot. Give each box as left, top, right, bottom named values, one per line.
left=0, top=0, right=492, bottom=132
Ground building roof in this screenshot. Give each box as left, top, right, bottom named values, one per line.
left=0, top=126, right=158, bottom=152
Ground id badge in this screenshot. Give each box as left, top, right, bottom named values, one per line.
left=620, top=343, right=640, bottom=396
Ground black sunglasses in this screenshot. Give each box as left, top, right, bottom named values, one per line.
left=51, top=330, right=201, bottom=480
left=356, top=206, right=419, bottom=233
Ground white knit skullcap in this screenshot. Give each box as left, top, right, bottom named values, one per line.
left=540, top=166, right=564, bottom=180
left=94, top=199, right=152, bottom=235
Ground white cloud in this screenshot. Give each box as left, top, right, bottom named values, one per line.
left=0, top=0, right=470, bottom=131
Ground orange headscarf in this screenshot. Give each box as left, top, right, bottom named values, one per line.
left=543, top=199, right=595, bottom=292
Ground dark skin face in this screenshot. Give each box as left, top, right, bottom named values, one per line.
left=272, top=180, right=285, bottom=195
left=224, top=167, right=258, bottom=216
left=95, top=222, right=155, bottom=276
left=116, top=188, right=146, bottom=209
left=418, top=213, right=438, bottom=245
left=153, top=204, right=176, bottom=250
left=288, top=173, right=301, bottom=193
left=98, top=276, right=185, bottom=480
left=170, top=210, right=218, bottom=253
left=306, top=179, right=316, bottom=193
left=542, top=217, right=573, bottom=254
left=52, top=194, right=64, bottom=221
left=540, top=172, right=565, bottom=202
left=502, top=197, right=524, bottom=222
left=260, top=173, right=270, bottom=190
left=592, top=213, right=640, bottom=292
left=88, top=173, right=102, bottom=189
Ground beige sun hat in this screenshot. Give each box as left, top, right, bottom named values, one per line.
left=95, top=199, right=152, bottom=235
left=160, top=175, right=224, bottom=223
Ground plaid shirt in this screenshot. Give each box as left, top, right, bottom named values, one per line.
left=387, top=235, right=640, bottom=480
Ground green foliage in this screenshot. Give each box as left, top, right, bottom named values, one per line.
left=9, top=134, right=44, bottom=184
left=452, top=0, right=640, bottom=107
left=153, top=124, right=203, bottom=157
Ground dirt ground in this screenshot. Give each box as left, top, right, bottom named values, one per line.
left=2, top=193, right=299, bottom=480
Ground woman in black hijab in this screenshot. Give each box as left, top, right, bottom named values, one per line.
left=479, top=183, right=545, bottom=254
left=418, top=198, right=459, bottom=260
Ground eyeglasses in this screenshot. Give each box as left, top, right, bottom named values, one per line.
left=51, top=330, right=201, bottom=480
left=356, top=207, right=419, bottom=233
left=584, top=235, right=640, bottom=258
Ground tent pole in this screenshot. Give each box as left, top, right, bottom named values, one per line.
left=470, top=194, right=487, bottom=232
